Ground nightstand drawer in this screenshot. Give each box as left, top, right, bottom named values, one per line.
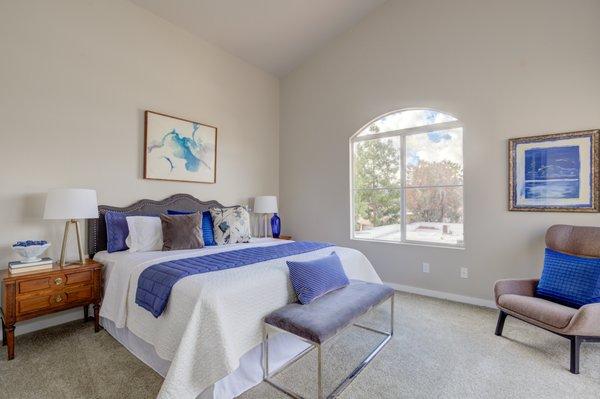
left=65, top=270, right=91, bottom=286
left=17, top=293, right=68, bottom=315
left=16, top=270, right=92, bottom=295
left=65, top=285, right=93, bottom=303
left=17, top=295, right=54, bottom=314
left=16, top=286, right=93, bottom=316
left=18, top=275, right=66, bottom=294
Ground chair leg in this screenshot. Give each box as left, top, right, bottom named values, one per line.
left=570, top=336, right=581, bottom=374
left=495, top=310, right=508, bottom=336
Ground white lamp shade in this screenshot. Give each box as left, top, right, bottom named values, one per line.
left=253, top=196, right=278, bottom=213
left=43, top=189, right=99, bottom=220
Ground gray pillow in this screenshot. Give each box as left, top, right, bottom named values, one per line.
left=160, top=212, right=204, bottom=251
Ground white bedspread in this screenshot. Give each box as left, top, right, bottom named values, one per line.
left=95, top=238, right=382, bottom=399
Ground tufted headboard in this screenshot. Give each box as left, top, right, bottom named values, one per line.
left=86, top=193, right=224, bottom=258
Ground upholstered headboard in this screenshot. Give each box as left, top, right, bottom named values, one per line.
left=86, top=193, right=224, bottom=258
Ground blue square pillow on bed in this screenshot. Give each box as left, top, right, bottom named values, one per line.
left=536, top=248, right=600, bottom=308
left=167, top=210, right=216, bottom=246
left=105, top=211, right=129, bottom=253
left=287, top=252, right=350, bottom=304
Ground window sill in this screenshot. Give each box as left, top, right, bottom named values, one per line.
left=350, top=237, right=465, bottom=250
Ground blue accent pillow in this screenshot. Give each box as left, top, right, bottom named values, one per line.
left=167, top=210, right=216, bottom=246
left=536, top=248, right=600, bottom=308
left=287, top=252, right=350, bottom=304
left=105, top=211, right=129, bottom=253
left=167, top=210, right=193, bottom=215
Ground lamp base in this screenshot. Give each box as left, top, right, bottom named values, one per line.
left=59, top=219, right=85, bottom=266
left=263, top=214, right=269, bottom=238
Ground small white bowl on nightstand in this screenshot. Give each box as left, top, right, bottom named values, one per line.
left=11, top=243, right=51, bottom=263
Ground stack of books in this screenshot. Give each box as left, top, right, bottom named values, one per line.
left=9, top=258, right=54, bottom=274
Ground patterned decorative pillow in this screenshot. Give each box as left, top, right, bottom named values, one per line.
left=210, top=206, right=251, bottom=245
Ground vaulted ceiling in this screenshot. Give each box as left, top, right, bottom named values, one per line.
left=130, top=0, right=387, bottom=77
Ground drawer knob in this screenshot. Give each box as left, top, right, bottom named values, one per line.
left=55, top=295, right=63, bottom=303
left=54, top=277, right=63, bottom=285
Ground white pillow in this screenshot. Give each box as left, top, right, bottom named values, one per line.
left=125, top=216, right=163, bottom=252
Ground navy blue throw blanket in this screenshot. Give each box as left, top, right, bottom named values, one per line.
left=136, top=241, right=334, bottom=317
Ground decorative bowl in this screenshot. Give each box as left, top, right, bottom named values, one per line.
left=12, top=241, right=51, bottom=263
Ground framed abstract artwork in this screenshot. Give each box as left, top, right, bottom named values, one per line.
left=509, top=129, right=599, bottom=212
left=144, top=111, right=217, bottom=183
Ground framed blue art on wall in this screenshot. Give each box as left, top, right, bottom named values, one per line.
left=144, top=111, right=217, bottom=184
left=509, top=130, right=599, bottom=212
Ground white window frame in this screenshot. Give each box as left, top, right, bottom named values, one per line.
left=349, top=109, right=465, bottom=249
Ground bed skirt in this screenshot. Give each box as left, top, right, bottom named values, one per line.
left=101, top=317, right=311, bottom=399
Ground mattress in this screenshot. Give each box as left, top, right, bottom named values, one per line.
left=95, top=238, right=382, bottom=398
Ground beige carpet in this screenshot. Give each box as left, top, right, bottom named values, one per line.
left=1, top=292, right=599, bottom=398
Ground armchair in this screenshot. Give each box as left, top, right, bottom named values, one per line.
left=494, top=225, right=600, bottom=374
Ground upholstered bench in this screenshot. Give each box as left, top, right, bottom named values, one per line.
left=262, top=280, right=394, bottom=399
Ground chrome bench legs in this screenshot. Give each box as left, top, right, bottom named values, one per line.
left=262, top=295, right=394, bottom=399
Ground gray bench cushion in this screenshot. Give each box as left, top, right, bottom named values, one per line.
left=265, top=280, right=394, bottom=344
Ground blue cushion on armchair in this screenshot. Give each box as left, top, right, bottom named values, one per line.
left=167, top=210, right=216, bottom=246
left=287, top=252, right=350, bottom=304
left=536, top=248, right=600, bottom=308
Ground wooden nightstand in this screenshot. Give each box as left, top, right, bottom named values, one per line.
left=0, top=260, right=103, bottom=360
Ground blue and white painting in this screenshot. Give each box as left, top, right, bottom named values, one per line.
left=145, top=111, right=217, bottom=183
left=512, top=133, right=595, bottom=210
left=523, top=146, right=580, bottom=199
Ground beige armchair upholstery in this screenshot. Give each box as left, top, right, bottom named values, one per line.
left=493, top=225, right=600, bottom=374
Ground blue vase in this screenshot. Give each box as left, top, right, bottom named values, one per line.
left=271, top=213, right=281, bottom=238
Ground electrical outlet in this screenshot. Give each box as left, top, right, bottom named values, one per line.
left=422, top=262, right=430, bottom=273
left=460, top=267, right=469, bottom=279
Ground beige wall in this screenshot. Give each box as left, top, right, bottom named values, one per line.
left=0, top=0, right=278, bottom=333
left=0, top=0, right=279, bottom=264
left=280, top=0, right=600, bottom=301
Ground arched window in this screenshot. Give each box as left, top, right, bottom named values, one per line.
left=350, top=109, right=464, bottom=247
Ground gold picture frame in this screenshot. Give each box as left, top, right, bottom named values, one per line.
left=508, top=129, right=599, bottom=212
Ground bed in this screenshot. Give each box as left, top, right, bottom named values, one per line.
left=87, top=194, right=383, bottom=399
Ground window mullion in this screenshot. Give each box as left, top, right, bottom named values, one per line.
left=400, top=134, right=407, bottom=243
left=353, top=120, right=462, bottom=142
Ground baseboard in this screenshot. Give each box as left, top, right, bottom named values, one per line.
left=0, top=307, right=85, bottom=340
left=385, top=282, right=497, bottom=309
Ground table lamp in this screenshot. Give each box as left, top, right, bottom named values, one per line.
left=253, top=196, right=280, bottom=238
left=43, top=188, right=98, bottom=266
